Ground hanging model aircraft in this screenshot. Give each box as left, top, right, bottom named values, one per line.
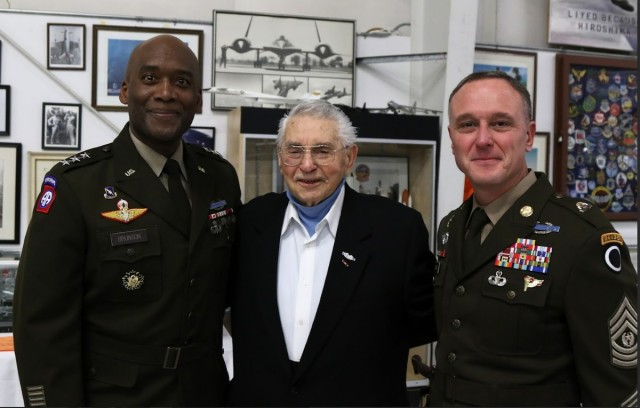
left=361, top=101, right=441, bottom=115
left=204, top=86, right=351, bottom=107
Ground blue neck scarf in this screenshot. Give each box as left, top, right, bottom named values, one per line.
left=286, top=179, right=345, bottom=236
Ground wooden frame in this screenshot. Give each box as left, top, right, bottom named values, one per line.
left=183, top=126, right=216, bottom=149
left=42, top=102, right=82, bottom=150
left=27, top=151, right=72, bottom=215
left=554, top=54, right=637, bottom=220
left=47, top=23, right=86, bottom=70
left=474, top=48, right=537, bottom=119
left=526, top=132, right=550, bottom=174
left=0, top=142, right=21, bottom=243
left=212, top=10, right=355, bottom=109
left=91, top=25, right=204, bottom=111
left=351, top=155, right=409, bottom=204
left=0, top=85, right=9, bottom=136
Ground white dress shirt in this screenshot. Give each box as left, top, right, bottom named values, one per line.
left=277, top=185, right=345, bottom=361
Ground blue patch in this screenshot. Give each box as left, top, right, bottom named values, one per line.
left=209, top=199, right=227, bottom=210
left=43, top=174, right=57, bottom=188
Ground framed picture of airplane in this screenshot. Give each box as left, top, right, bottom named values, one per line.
left=91, top=25, right=203, bottom=111
left=47, top=23, right=85, bottom=70
left=212, top=10, right=355, bottom=110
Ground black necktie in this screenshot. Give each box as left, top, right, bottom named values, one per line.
left=163, top=159, right=191, bottom=232
left=463, top=208, right=489, bottom=268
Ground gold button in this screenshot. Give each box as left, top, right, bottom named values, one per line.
left=520, top=206, right=533, bottom=217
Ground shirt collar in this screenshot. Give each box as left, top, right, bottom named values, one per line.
left=128, top=128, right=187, bottom=179
left=474, top=170, right=537, bottom=225
left=281, top=184, right=346, bottom=238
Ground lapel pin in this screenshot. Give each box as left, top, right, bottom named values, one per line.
left=103, top=187, right=118, bottom=199
left=523, top=275, right=544, bottom=291
left=519, top=205, right=533, bottom=217
left=122, top=270, right=144, bottom=290
left=124, top=169, right=136, bottom=177
left=341, top=251, right=355, bottom=267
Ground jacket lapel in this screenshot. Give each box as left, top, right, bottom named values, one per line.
left=294, top=186, right=372, bottom=380
left=184, top=147, right=212, bottom=245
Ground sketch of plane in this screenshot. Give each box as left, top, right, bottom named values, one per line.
left=222, top=16, right=338, bottom=71
left=273, top=77, right=304, bottom=97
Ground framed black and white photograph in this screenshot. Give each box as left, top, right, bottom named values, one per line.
left=474, top=48, right=537, bottom=119
left=42, top=103, right=81, bottom=150
left=47, top=23, right=86, bottom=70
left=92, top=25, right=204, bottom=111
left=0, top=142, right=22, bottom=243
left=526, top=132, right=550, bottom=174
left=183, top=126, right=216, bottom=149
left=0, top=85, right=9, bottom=136
left=350, top=155, right=409, bottom=204
left=212, top=10, right=355, bottom=109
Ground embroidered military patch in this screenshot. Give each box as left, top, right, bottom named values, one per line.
left=494, top=238, right=552, bottom=274
left=601, top=232, right=624, bottom=246
left=609, top=295, right=638, bottom=369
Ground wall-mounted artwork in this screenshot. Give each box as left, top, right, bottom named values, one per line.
left=92, top=25, right=203, bottom=111
left=47, top=23, right=86, bottom=70
left=0, top=142, right=22, bottom=243
left=0, top=85, right=9, bottom=136
left=212, top=10, right=355, bottom=109
left=42, top=103, right=81, bottom=150
left=554, top=54, right=637, bottom=220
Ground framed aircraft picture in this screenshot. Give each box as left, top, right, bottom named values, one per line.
left=47, top=23, right=85, bottom=70
left=212, top=10, right=355, bottom=110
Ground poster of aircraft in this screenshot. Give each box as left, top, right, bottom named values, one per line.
left=212, top=10, right=355, bottom=109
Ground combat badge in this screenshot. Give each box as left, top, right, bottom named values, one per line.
left=609, top=295, right=638, bottom=369
left=101, top=199, right=148, bottom=224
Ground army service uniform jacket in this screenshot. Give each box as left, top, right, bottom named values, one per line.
left=13, top=125, right=241, bottom=407
left=431, top=173, right=637, bottom=407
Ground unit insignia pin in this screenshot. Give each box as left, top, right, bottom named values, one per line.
left=576, top=201, right=592, bottom=212
left=519, top=205, right=533, bottom=217
left=103, top=187, right=117, bottom=199
left=198, top=165, right=206, bottom=173
left=523, top=275, right=544, bottom=291
left=122, top=270, right=144, bottom=290
left=341, top=251, right=356, bottom=267
left=488, top=271, right=507, bottom=287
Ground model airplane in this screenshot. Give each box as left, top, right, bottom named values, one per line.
left=357, top=23, right=410, bottom=38
left=362, top=101, right=441, bottom=115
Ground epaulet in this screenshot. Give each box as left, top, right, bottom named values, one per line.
left=49, top=144, right=113, bottom=175
left=549, top=193, right=612, bottom=230
left=187, top=143, right=230, bottom=163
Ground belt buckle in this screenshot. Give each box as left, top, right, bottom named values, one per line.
left=163, top=346, right=181, bottom=369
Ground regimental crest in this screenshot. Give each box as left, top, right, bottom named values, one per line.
left=609, top=295, right=638, bottom=369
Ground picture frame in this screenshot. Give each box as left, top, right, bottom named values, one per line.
left=183, top=126, right=216, bottom=149
left=554, top=54, right=637, bottom=220
left=0, top=142, right=22, bottom=244
left=474, top=48, right=537, bottom=119
left=42, top=102, right=81, bottom=150
left=0, top=85, right=9, bottom=136
left=548, top=0, right=637, bottom=54
left=526, top=132, right=550, bottom=174
left=47, top=23, right=86, bottom=70
left=350, top=155, right=409, bottom=204
left=212, top=10, right=355, bottom=109
left=27, top=151, right=72, bottom=215
left=0, top=39, right=3, bottom=82
left=92, top=25, right=204, bottom=111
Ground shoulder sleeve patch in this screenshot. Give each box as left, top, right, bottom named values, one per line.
left=601, top=232, right=624, bottom=246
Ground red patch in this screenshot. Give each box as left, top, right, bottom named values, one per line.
left=36, top=185, right=57, bottom=214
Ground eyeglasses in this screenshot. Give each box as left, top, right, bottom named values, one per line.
left=279, top=145, right=346, bottom=166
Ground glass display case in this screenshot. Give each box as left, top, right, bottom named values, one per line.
left=0, top=253, right=19, bottom=333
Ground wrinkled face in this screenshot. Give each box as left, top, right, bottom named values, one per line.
left=119, top=35, right=202, bottom=157
left=279, top=115, right=358, bottom=206
left=448, top=78, right=535, bottom=199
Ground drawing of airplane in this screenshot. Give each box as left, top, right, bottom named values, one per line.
left=222, top=16, right=338, bottom=71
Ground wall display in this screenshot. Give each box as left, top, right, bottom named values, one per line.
left=42, top=103, right=81, bottom=150
left=0, top=85, right=9, bottom=136
left=27, top=151, right=72, bottom=215
left=548, top=0, right=637, bottom=54
left=526, top=132, right=550, bottom=174
left=554, top=54, right=637, bottom=220
left=92, top=25, right=204, bottom=111
left=0, top=142, right=21, bottom=243
left=183, top=126, right=216, bottom=149
left=47, top=23, right=86, bottom=70
left=474, top=48, right=537, bottom=119
left=350, top=156, right=409, bottom=204
left=212, top=10, right=355, bottom=109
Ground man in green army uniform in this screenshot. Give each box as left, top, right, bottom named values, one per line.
left=13, top=35, right=240, bottom=406
left=430, top=71, right=637, bottom=406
